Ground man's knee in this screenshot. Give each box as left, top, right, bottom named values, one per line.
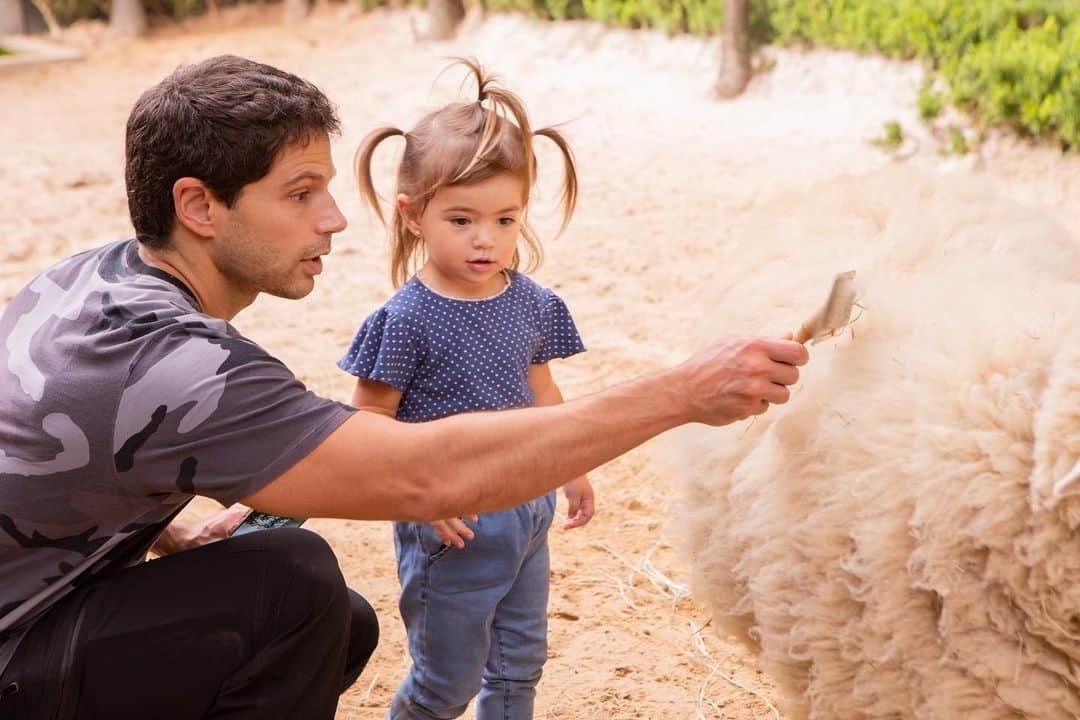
left=343, top=590, right=380, bottom=690
left=246, top=528, right=349, bottom=623
left=256, top=527, right=342, bottom=579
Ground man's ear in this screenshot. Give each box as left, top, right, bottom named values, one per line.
left=173, top=178, right=220, bottom=239
left=396, top=193, right=422, bottom=237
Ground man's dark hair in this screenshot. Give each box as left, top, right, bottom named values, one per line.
left=125, top=55, right=340, bottom=247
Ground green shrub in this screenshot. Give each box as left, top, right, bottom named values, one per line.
left=918, top=78, right=944, bottom=120
left=43, top=0, right=237, bottom=24
left=871, top=120, right=904, bottom=150
left=764, top=1, right=1080, bottom=148
left=945, top=126, right=970, bottom=155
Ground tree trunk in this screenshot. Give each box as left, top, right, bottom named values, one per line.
left=0, top=0, right=25, bottom=34
left=28, top=0, right=61, bottom=36
left=282, top=0, right=309, bottom=25
left=714, top=0, right=751, bottom=99
left=109, top=0, right=147, bottom=38
left=426, top=0, right=464, bottom=40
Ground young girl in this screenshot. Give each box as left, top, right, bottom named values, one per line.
left=339, top=59, right=595, bottom=720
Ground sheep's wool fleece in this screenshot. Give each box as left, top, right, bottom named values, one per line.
left=675, top=168, right=1080, bottom=720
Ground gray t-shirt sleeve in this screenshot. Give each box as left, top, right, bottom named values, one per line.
left=114, top=324, right=356, bottom=506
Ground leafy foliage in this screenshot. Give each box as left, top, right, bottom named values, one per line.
left=766, top=1, right=1080, bottom=148
left=42, top=0, right=238, bottom=24
left=871, top=120, right=905, bottom=150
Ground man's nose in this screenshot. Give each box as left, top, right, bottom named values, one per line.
left=319, top=197, right=348, bottom=235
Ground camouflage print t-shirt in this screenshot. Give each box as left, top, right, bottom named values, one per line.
left=0, top=239, right=356, bottom=675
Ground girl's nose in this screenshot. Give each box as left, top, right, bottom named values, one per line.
left=473, top=226, right=494, bottom=248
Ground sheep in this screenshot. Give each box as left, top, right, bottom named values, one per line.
left=674, top=167, right=1080, bottom=720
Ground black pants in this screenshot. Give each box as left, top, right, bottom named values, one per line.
left=0, top=528, right=378, bottom=719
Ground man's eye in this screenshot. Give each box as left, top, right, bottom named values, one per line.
left=291, top=190, right=310, bottom=201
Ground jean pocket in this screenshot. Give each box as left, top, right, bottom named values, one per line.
left=414, top=523, right=451, bottom=563
left=539, top=491, right=557, bottom=532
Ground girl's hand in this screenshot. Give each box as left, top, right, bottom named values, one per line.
left=431, top=515, right=479, bottom=549
left=562, top=477, right=595, bottom=530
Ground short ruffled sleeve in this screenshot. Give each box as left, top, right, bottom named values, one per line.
left=532, top=291, right=586, bottom=364
left=337, top=308, right=422, bottom=391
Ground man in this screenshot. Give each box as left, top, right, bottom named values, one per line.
left=0, top=55, right=807, bottom=718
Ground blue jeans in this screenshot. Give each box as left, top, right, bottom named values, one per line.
left=388, top=492, right=556, bottom=720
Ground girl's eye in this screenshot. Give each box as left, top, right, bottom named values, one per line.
left=499, top=217, right=517, bottom=226
left=450, top=217, right=470, bottom=226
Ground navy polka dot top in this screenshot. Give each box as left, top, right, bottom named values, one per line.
left=338, top=271, right=585, bottom=422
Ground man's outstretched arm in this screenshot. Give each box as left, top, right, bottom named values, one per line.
left=242, top=335, right=807, bottom=523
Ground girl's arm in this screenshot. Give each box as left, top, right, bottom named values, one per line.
left=351, top=378, right=403, bottom=417
left=528, top=363, right=595, bottom=530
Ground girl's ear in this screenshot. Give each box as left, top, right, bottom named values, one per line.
left=397, top=194, right=422, bottom=236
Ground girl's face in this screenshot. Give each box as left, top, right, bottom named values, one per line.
left=401, top=172, right=526, bottom=299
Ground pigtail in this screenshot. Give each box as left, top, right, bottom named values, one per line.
left=534, top=127, right=579, bottom=237
left=355, top=126, right=420, bottom=289
left=447, top=58, right=536, bottom=191
left=355, top=126, right=405, bottom=226
left=389, top=203, right=424, bottom=289
left=485, top=86, right=535, bottom=190
left=489, top=83, right=542, bottom=273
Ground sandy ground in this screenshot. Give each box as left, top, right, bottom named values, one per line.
left=3, top=5, right=1080, bottom=717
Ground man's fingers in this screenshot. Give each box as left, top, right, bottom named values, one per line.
left=685, top=334, right=813, bottom=427
left=767, top=360, right=800, bottom=388
left=761, top=338, right=809, bottom=367
left=222, top=506, right=249, bottom=535
left=764, top=382, right=791, bottom=405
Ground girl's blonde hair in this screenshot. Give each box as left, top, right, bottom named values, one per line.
left=356, top=58, right=579, bottom=288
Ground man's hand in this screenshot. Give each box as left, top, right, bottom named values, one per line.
left=562, top=476, right=595, bottom=530
left=677, top=336, right=808, bottom=426
left=431, top=515, right=479, bottom=549
left=152, top=505, right=250, bottom=556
